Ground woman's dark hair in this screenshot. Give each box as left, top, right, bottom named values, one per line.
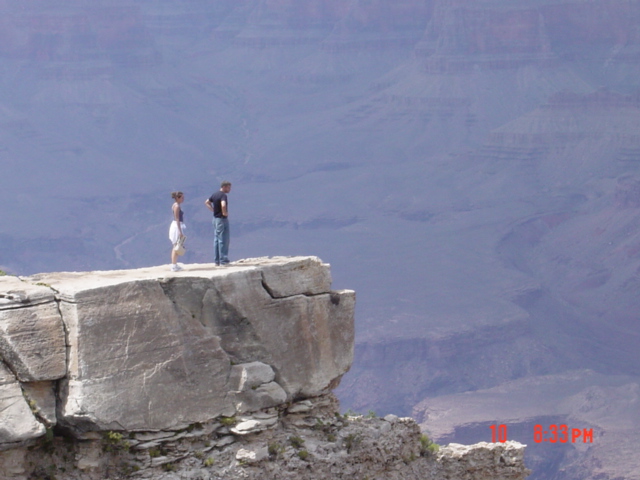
left=171, top=191, right=183, bottom=200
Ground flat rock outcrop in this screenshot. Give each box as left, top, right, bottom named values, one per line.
left=0, top=256, right=355, bottom=443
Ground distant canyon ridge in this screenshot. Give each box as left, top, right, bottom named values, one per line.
left=1, top=1, right=640, bottom=479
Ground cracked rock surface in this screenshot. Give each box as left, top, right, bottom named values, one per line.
left=0, top=256, right=355, bottom=444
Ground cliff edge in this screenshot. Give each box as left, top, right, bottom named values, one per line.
left=0, top=256, right=529, bottom=479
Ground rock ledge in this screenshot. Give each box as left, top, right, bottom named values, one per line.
left=0, top=256, right=354, bottom=441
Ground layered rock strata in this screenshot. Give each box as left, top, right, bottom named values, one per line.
left=0, top=393, right=530, bottom=480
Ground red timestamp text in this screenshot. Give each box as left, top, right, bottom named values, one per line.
left=489, top=424, right=594, bottom=444
left=489, top=424, right=508, bottom=443
left=534, top=424, right=593, bottom=444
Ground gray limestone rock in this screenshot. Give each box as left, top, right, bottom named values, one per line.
left=21, top=382, right=57, bottom=427
left=287, top=400, right=313, bottom=414
left=0, top=256, right=354, bottom=439
left=152, top=258, right=355, bottom=399
left=54, top=277, right=236, bottom=432
left=229, top=362, right=287, bottom=413
left=0, top=278, right=66, bottom=383
left=236, top=446, right=269, bottom=463
left=234, top=381, right=288, bottom=414
left=75, top=441, right=102, bottom=471
left=231, top=411, right=279, bottom=435
left=0, top=277, right=54, bottom=309
left=229, top=362, right=276, bottom=391
left=0, top=363, right=45, bottom=447
left=0, top=448, right=28, bottom=479
left=437, top=442, right=529, bottom=480
left=216, top=435, right=236, bottom=447
left=244, top=256, right=332, bottom=298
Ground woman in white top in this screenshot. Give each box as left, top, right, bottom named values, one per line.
left=169, top=191, right=186, bottom=271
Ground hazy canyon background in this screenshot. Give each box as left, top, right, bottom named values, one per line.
left=1, top=1, right=640, bottom=479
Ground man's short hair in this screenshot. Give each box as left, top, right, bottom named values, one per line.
left=221, top=180, right=231, bottom=188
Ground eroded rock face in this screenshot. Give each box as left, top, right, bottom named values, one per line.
left=0, top=278, right=66, bottom=383
left=229, top=362, right=288, bottom=413
left=0, top=256, right=355, bottom=444
left=0, top=278, right=65, bottom=447
left=152, top=257, right=355, bottom=400
left=0, top=363, right=46, bottom=447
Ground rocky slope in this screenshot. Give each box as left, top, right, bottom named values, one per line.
left=0, top=393, right=530, bottom=480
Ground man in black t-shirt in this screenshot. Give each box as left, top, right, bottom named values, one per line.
left=205, top=181, right=232, bottom=266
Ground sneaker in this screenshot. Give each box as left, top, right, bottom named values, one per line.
left=171, top=264, right=182, bottom=272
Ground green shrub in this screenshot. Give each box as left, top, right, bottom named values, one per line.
left=420, top=434, right=440, bottom=456
left=297, top=450, right=310, bottom=461
left=186, top=422, right=202, bottom=432
left=148, top=448, right=161, bottom=458
left=220, top=416, right=237, bottom=426
left=268, top=442, right=285, bottom=459
left=344, top=433, right=362, bottom=453
left=403, top=453, right=417, bottom=463
left=102, top=431, right=130, bottom=452
left=119, top=463, right=140, bottom=476
left=289, top=436, right=305, bottom=449
left=104, top=431, right=123, bottom=443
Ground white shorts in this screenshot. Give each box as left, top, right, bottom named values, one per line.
left=169, top=221, right=186, bottom=244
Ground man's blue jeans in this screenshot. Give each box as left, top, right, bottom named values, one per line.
left=213, top=217, right=230, bottom=265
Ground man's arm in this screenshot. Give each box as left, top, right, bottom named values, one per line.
left=221, top=200, right=228, bottom=217
left=205, top=198, right=214, bottom=213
